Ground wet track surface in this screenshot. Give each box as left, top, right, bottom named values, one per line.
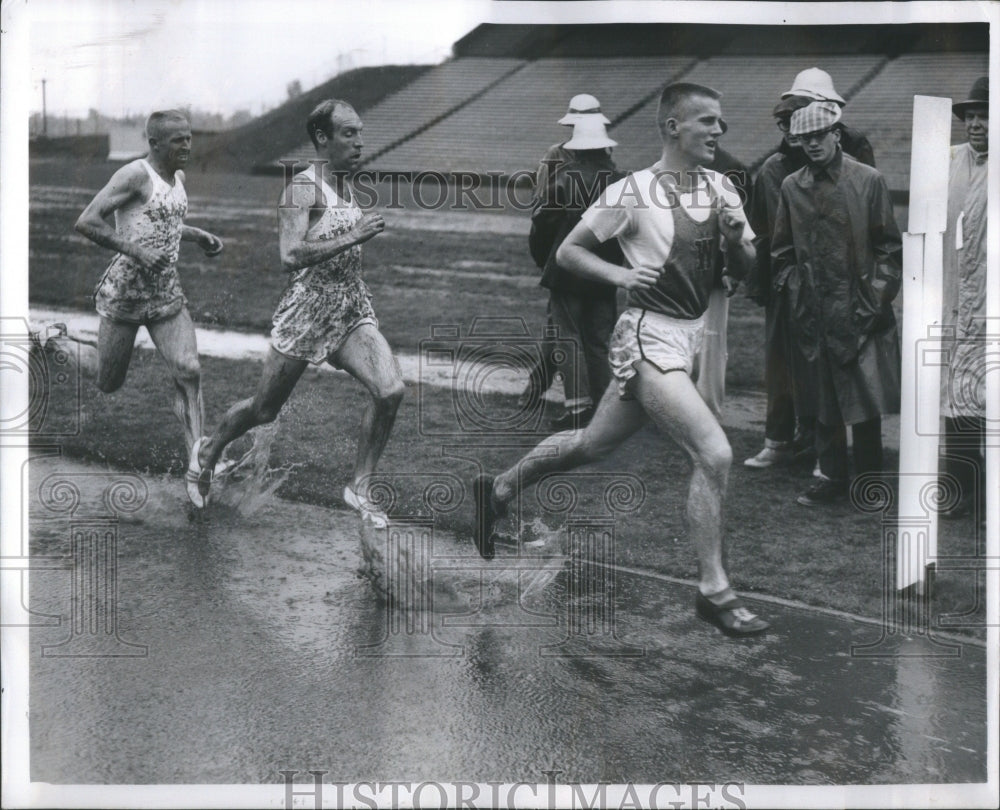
left=27, top=457, right=985, bottom=786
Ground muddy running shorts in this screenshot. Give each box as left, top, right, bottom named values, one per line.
left=270, top=278, right=378, bottom=366
left=608, top=307, right=705, bottom=399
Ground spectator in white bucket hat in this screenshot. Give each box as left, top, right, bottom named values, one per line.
left=525, top=94, right=615, bottom=410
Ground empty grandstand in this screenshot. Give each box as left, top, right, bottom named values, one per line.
left=270, top=22, right=988, bottom=195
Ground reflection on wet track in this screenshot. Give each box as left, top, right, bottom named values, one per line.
left=28, top=458, right=985, bottom=785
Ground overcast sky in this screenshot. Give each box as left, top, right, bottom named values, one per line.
left=25, top=0, right=494, bottom=118
left=13, top=0, right=996, bottom=120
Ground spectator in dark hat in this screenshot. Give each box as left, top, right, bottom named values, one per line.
left=940, top=76, right=988, bottom=523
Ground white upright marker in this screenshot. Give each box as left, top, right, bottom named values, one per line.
left=898, top=95, right=952, bottom=596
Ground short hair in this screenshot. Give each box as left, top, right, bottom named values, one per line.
left=307, top=99, right=355, bottom=148
left=145, top=109, right=189, bottom=142
left=656, top=82, right=722, bottom=135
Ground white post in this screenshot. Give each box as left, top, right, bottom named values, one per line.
left=898, top=95, right=952, bottom=594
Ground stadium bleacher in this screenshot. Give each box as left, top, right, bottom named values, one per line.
left=280, top=58, right=525, bottom=169
left=610, top=55, right=886, bottom=172
left=270, top=23, right=988, bottom=195
left=373, top=57, right=694, bottom=174
left=845, top=53, right=989, bottom=191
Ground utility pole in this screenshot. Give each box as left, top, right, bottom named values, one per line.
left=42, top=78, right=48, bottom=137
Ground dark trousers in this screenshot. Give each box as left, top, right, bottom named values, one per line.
left=816, top=417, right=883, bottom=483
left=941, top=415, right=986, bottom=511
left=765, top=287, right=816, bottom=446
left=549, top=289, right=617, bottom=409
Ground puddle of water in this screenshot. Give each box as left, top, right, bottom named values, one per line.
left=26, top=455, right=987, bottom=785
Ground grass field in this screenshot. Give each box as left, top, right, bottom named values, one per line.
left=28, top=158, right=982, bottom=629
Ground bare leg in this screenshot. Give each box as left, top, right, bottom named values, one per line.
left=96, top=317, right=140, bottom=393
left=147, top=308, right=203, bottom=455
left=199, top=347, right=307, bottom=470
left=493, top=381, right=648, bottom=504
left=631, top=361, right=732, bottom=596
left=330, top=324, right=404, bottom=488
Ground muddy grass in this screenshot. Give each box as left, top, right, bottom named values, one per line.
left=28, top=160, right=768, bottom=389
left=28, top=160, right=976, bottom=628
left=32, top=349, right=986, bottom=631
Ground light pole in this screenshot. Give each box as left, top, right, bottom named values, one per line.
left=42, top=78, right=48, bottom=137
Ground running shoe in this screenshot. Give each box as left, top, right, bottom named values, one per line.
left=185, top=437, right=213, bottom=508
left=695, top=592, right=770, bottom=637
left=472, top=473, right=505, bottom=561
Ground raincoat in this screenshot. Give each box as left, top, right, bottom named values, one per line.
left=942, top=142, right=988, bottom=418
left=771, top=148, right=903, bottom=426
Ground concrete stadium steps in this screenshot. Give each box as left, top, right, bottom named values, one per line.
left=610, top=54, right=885, bottom=172
left=369, top=57, right=693, bottom=174
left=278, top=58, right=526, bottom=168
left=845, top=53, right=989, bottom=192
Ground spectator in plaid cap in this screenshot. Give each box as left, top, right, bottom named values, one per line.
left=744, top=69, right=876, bottom=473
left=771, top=100, right=903, bottom=505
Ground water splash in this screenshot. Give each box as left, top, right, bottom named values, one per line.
left=208, top=421, right=300, bottom=516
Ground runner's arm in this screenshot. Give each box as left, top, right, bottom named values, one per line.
left=556, top=222, right=659, bottom=291
left=715, top=183, right=755, bottom=283
left=181, top=225, right=224, bottom=256
left=74, top=164, right=165, bottom=269
left=278, top=179, right=384, bottom=272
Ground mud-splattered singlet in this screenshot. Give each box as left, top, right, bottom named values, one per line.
left=270, top=165, right=377, bottom=365
left=94, top=159, right=188, bottom=323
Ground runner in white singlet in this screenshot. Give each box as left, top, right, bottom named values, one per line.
left=471, top=84, right=770, bottom=638
left=75, top=109, right=225, bottom=459
left=187, top=100, right=403, bottom=528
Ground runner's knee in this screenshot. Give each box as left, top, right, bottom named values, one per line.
left=171, top=355, right=201, bottom=385
left=374, top=379, right=405, bottom=410
left=696, top=434, right=733, bottom=476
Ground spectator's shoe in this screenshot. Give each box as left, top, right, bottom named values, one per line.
left=472, top=474, right=506, bottom=560
left=343, top=485, right=389, bottom=529
left=796, top=478, right=848, bottom=506
left=744, top=442, right=794, bottom=469
left=549, top=407, right=593, bottom=433
left=695, top=592, right=770, bottom=637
